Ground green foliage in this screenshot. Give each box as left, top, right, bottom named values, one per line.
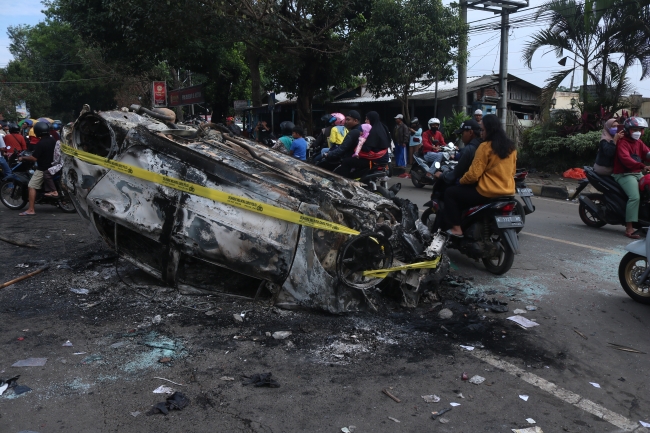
left=441, top=109, right=471, bottom=143
left=520, top=125, right=601, bottom=170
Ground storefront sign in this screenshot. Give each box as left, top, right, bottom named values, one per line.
left=152, top=81, right=167, bottom=107
left=169, top=84, right=205, bottom=107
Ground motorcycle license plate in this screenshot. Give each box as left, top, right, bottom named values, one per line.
left=517, top=188, right=534, bottom=197
left=495, top=215, right=523, bottom=228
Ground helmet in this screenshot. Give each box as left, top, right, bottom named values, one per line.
left=330, top=113, right=345, bottom=126
left=0, top=120, right=7, bottom=129
left=411, top=117, right=419, bottom=124
left=428, top=118, right=440, bottom=126
left=474, top=109, right=483, bottom=115
left=33, top=121, right=50, bottom=137
left=320, top=113, right=332, bottom=123
left=7, top=122, right=19, bottom=133
left=226, top=116, right=234, bottom=122
left=279, top=121, right=295, bottom=135
left=52, top=121, right=63, bottom=131
left=624, top=116, right=649, bottom=131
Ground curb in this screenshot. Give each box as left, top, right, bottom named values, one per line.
left=528, top=183, right=569, bottom=200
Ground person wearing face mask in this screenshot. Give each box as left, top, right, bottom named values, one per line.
left=613, top=117, right=650, bottom=239
left=421, top=118, right=446, bottom=166
left=593, top=119, right=624, bottom=175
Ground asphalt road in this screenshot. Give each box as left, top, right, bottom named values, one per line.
left=1, top=183, right=649, bottom=433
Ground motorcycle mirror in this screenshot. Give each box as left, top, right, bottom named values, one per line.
left=434, top=161, right=441, bottom=169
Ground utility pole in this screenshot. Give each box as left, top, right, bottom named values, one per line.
left=457, top=0, right=468, bottom=114
left=434, top=70, right=439, bottom=117
left=497, top=10, right=509, bottom=131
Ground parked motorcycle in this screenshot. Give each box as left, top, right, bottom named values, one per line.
left=0, top=152, right=76, bottom=213
left=619, top=228, right=650, bottom=304
left=410, top=145, right=457, bottom=188
left=571, top=165, right=650, bottom=229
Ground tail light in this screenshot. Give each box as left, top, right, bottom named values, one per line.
left=514, top=171, right=528, bottom=180
left=493, top=201, right=516, bottom=214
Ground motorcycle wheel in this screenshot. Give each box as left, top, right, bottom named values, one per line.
left=421, top=207, right=436, bottom=231
left=618, top=252, right=650, bottom=304
left=0, top=180, right=28, bottom=210
left=578, top=194, right=606, bottom=228
left=410, top=166, right=426, bottom=188
left=512, top=199, right=526, bottom=234
left=57, top=190, right=77, bottom=213
left=482, top=234, right=515, bottom=275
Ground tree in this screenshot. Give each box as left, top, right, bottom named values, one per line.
left=352, top=0, right=464, bottom=120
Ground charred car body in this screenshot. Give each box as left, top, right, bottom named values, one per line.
left=61, top=106, right=447, bottom=313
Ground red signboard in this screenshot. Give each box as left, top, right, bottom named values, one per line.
left=168, top=84, right=205, bottom=107
left=152, top=81, right=167, bottom=107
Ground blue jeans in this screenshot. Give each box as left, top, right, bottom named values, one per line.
left=0, top=155, right=11, bottom=179
left=424, top=152, right=444, bottom=173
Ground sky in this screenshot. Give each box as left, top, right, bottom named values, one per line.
left=1, top=0, right=649, bottom=95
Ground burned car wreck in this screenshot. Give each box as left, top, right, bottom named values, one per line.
left=61, top=106, right=448, bottom=313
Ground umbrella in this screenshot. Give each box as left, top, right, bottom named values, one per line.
left=17, top=119, right=35, bottom=127
left=37, top=117, right=54, bottom=124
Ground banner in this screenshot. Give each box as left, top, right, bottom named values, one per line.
left=152, top=81, right=167, bottom=107
left=169, top=84, right=205, bottom=107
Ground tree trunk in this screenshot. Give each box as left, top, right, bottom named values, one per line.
left=583, top=58, right=589, bottom=106
left=170, top=67, right=184, bottom=122
left=297, top=86, right=315, bottom=136
left=245, top=45, right=262, bottom=107
left=601, top=41, right=608, bottom=97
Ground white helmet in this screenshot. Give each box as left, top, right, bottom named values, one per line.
left=428, top=117, right=440, bottom=126
left=474, top=109, right=483, bottom=115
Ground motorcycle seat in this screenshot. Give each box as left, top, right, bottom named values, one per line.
left=489, top=196, right=515, bottom=201
left=584, top=166, right=626, bottom=196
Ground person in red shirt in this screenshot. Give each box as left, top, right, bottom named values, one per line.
left=421, top=118, right=446, bottom=166
left=613, top=116, right=650, bottom=238
left=3, top=122, right=27, bottom=158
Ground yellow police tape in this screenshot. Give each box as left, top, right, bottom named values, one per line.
left=60, top=143, right=441, bottom=276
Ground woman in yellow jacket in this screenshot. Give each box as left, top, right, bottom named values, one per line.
left=443, top=114, right=517, bottom=237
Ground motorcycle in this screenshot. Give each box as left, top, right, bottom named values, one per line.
left=619, top=228, right=650, bottom=304
left=0, top=152, right=76, bottom=213
left=410, top=144, right=457, bottom=188
left=513, top=168, right=536, bottom=228
left=571, top=165, right=650, bottom=229
left=421, top=162, right=522, bottom=275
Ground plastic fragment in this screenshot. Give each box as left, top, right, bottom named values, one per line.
left=459, top=345, right=474, bottom=351
left=388, top=417, right=400, bottom=423
left=12, top=358, right=47, bottom=367
left=422, top=394, right=440, bottom=403
left=525, top=305, right=537, bottom=311
left=513, top=309, right=526, bottom=314
left=512, top=427, right=544, bottom=433
left=62, top=340, right=73, bottom=347
left=589, top=382, right=601, bottom=388
left=526, top=418, right=536, bottom=424
left=70, top=288, right=89, bottom=295
left=640, top=421, right=650, bottom=428
left=507, top=315, right=539, bottom=328
left=153, top=385, right=174, bottom=394
left=519, top=395, right=529, bottom=401
left=469, top=375, right=485, bottom=385
left=450, top=402, right=461, bottom=407
left=272, top=331, right=292, bottom=340
left=220, top=376, right=235, bottom=381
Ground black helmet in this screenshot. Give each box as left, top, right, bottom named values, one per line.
left=320, top=113, right=331, bottom=123
left=7, top=122, right=19, bottom=133
left=33, top=121, right=50, bottom=137
left=280, top=121, right=295, bottom=136
left=0, top=120, right=7, bottom=129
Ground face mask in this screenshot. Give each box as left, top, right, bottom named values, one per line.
left=631, top=131, right=642, bottom=140
left=430, top=126, right=438, bottom=132
left=608, top=127, right=618, bottom=136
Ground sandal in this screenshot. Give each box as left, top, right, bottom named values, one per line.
left=625, top=232, right=641, bottom=239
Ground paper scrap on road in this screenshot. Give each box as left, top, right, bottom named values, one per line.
left=220, top=376, right=235, bottom=381
left=469, top=375, right=485, bottom=385
left=12, top=358, right=47, bottom=367
left=62, top=340, right=73, bottom=347
left=589, top=382, right=601, bottom=388
left=512, top=427, right=543, bottom=433
left=450, top=402, right=461, bottom=407
left=526, top=418, right=536, bottom=424
left=153, top=385, right=174, bottom=394
left=388, top=417, right=400, bottom=423
left=459, top=345, right=474, bottom=351
left=507, top=315, right=540, bottom=328
left=640, top=421, right=650, bottom=427
left=525, top=306, right=537, bottom=311
left=0, top=383, right=8, bottom=395
left=422, top=394, right=440, bottom=403
left=513, top=309, right=526, bottom=314
left=519, top=395, right=529, bottom=401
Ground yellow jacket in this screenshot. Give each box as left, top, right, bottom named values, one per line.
left=460, top=141, right=517, bottom=197
left=328, top=126, right=347, bottom=147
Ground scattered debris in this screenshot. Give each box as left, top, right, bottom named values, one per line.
left=0, top=236, right=38, bottom=248
left=439, top=417, right=450, bottom=424
left=382, top=388, right=401, bottom=403
left=513, top=309, right=526, bottom=314
left=0, top=266, right=49, bottom=290
left=152, top=315, right=162, bottom=324
left=153, top=385, right=174, bottom=394
left=640, top=421, right=650, bottom=428
left=81, top=355, right=102, bottom=364
left=589, top=382, right=601, bottom=388
left=619, top=377, right=626, bottom=382
left=219, top=376, right=235, bottom=381
left=459, top=345, right=474, bottom=351
left=13, top=385, right=32, bottom=395
left=158, top=357, right=172, bottom=363
left=233, top=313, right=243, bottom=323
left=469, top=375, right=485, bottom=385
left=526, top=418, right=536, bottom=424
left=73, top=352, right=87, bottom=355
left=525, top=306, right=537, bottom=311
left=450, top=402, right=461, bottom=407
left=573, top=329, right=588, bottom=340
left=241, top=373, right=280, bottom=388
left=507, top=316, right=539, bottom=329
left=12, top=358, right=47, bottom=367
left=519, top=395, right=529, bottom=401
left=457, top=392, right=465, bottom=399
left=431, top=408, right=452, bottom=420
left=0, top=383, right=7, bottom=396
left=341, top=427, right=356, bottom=433
left=438, top=308, right=453, bottom=319
left=15, top=263, right=30, bottom=268
left=148, top=392, right=190, bottom=415
left=70, top=288, right=89, bottom=295
left=153, top=377, right=184, bottom=386
left=608, top=342, right=646, bottom=354
left=62, top=340, right=73, bottom=347
left=478, top=299, right=509, bottom=313
left=461, top=372, right=469, bottom=381
left=387, top=417, right=400, bottom=423
left=512, top=427, right=544, bottom=433
left=272, top=331, right=292, bottom=340
left=560, top=272, right=567, bottom=279
left=131, top=411, right=141, bottom=417
left=421, top=394, right=441, bottom=403
left=0, top=375, right=30, bottom=397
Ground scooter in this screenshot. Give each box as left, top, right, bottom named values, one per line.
left=619, top=228, right=650, bottom=303
left=410, top=144, right=457, bottom=188
left=0, top=152, right=76, bottom=213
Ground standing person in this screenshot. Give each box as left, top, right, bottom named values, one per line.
left=393, top=114, right=409, bottom=168
left=226, top=117, right=242, bottom=136
left=613, top=117, right=650, bottom=239
left=18, top=121, right=57, bottom=216
left=289, top=126, right=307, bottom=161
left=255, top=120, right=273, bottom=143
left=474, top=109, right=483, bottom=124
left=593, top=118, right=623, bottom=175
left=422, top=118, right=446, bottom=166
left=443, top=114, right=517, bottom=237
left=408, top=117, right=422, bottom=165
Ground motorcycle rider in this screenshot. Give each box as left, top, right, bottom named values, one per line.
left=18, top=121, right=57, bottom=216
left=421, top=118, right=447, bottom=166
left=335, top=111, right=390, bottom=178
left=319, top=110, right=362, bottom=171
left=275, top=121, right=295, bottom=153
left=427, top=119, right=482, bottom=182
left=593, top=119, right=623, bottom=175
left=226, top=117, right=242, bottom=136
left=0, top=133, right=10, bottom=179
left=612, top=117, right=650, bottom=239
left=314, top=113, right=346, bottom=163
left=3, top=122, right=27, bottom=158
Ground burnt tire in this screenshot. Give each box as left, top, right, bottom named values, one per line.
left=579, top=195, right=606, bottom=228
left=410, top=166, right=426, bottom=188
left=618, top=252, right=650, bottom=304
left=0, top=180, right=27, bottom=210
left=482, top=236, right=515, bottom=275
left=512, top=199, right=525, bottom=234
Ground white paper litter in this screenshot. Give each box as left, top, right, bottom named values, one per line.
left=131, top=411, right=141, bottom=417
left=519, top=394, right=529, bottom=401
left=62, top=340, right=73, bottom=347
left=640, top=421, right=650, bottom=428
left=459, top=345, right=475, bottom=351
left=152, top=385, right=174, bottom=394
left=219, top=376, right=235, bottom=381
left=507, top=315, right=540, bottom=328
left=526, top=418, right=536, bottom=424
left=0, top=383, right=8, bottom=396
left=73, top=352, right=87, bottom=355
left=469, top=375, right=486, bottom=385
left=513, top=309, right=526, bottom=314
left=450, top=402, right=461, bottom=407
left=421, top=394, right=441, bottom=403
left=12, top=358, right=48, bottom=367
left=272, top=331, right=292, bottom=340
left=70, top=288, right=89, bottom=295
left=512, top=427, right=544, bottom=433
left=388, top=417, right=400, bottom=423
left=589, top=382, right=601, bottom=388
left=525, top=305, right=537, bottom=311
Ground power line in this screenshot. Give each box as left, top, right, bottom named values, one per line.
left=0, top=76, right=113, bottom=84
